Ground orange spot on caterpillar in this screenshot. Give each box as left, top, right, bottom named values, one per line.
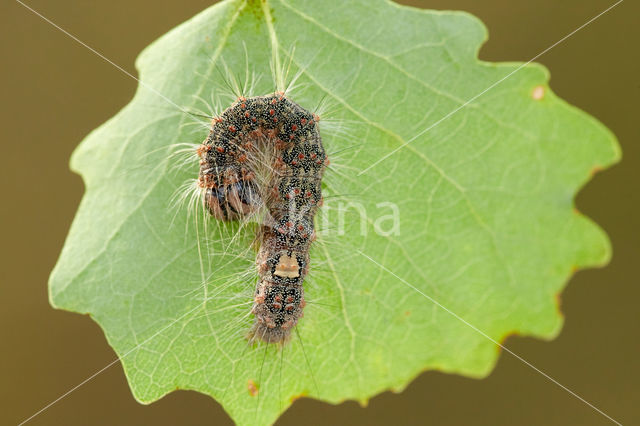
left=216, top=146, right=224, bottom=153
left=228, top=125, right=237, bottom=132
left=196, top=144, right=209, bottom=157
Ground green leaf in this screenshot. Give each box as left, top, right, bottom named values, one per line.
left=49, top=0, right=620, bottom=424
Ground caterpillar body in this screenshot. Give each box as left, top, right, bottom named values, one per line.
left=197, top=92, right=327, bottom=344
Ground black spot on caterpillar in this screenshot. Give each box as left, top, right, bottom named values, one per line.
left=197, top=92, right=328, bottom=344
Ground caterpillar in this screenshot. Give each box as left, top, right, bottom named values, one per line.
left=197, top=92, right=328, bottom=344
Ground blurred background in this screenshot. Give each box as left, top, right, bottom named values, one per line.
left=1, top=0, right=638, bottom=425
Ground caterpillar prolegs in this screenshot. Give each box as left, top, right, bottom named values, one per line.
left=197, top=92, right=327, bottom=344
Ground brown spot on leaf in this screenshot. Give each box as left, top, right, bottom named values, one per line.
left=532, top=85, right=545, bottom=100
left=247, top=379, right=259, bottom=397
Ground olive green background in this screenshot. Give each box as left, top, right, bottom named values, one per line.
left=1, top=0, right=637, bottom=425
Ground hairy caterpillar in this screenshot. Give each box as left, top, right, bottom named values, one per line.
left=196, top=92, right=328, bottom=344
